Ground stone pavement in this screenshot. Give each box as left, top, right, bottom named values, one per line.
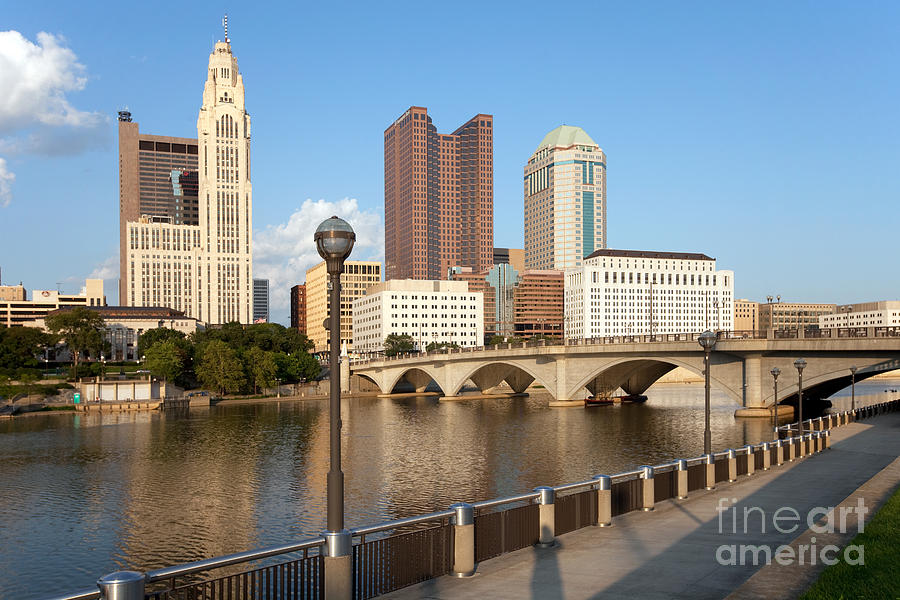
left=384, top=413, right=900, bottom=600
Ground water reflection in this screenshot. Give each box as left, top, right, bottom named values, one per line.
left=0, top=379, right=896, bottom=599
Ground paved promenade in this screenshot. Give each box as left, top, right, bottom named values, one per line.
left=385, top=413, right=900, bottom=600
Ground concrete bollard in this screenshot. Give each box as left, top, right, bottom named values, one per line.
left=594, top=475, right=612, bottom=526
left=323, top=530, right=353, bottom=599
left=817, top=417, right=824, bottom=431
left=97, top=571, right=145, bottom=600
left=676, top=459, right=688, bottom=499
left=449, top=503, right=475, bottom=577
left=744, top=445, right=755, bottom=476
left=534, top=487, right=556, bottom=547
left=786, top=437, right=796, bottom=462
left=727, top=449, right=737, bottom=482
left=775, top=439, right=784, bottom=466
left=705, top=454, right=716, bottom=490
left=640, top=466, right=655, bottom=511
left=761, top=442, right=771, bottom=470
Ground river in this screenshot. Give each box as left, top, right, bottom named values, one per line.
left=1, top=378, right=897, bottom=599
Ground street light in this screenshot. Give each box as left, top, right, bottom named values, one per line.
left=315, top=215, right=355, bottom=590
left=698, top=330, right=717, bottom=454
left=275, top=376, right=281, bottom=399
left=794, top=358, right=807, bottom=436
left=849, top=366, right=857, bottom=412
left=770, top=367, right=781, bottom=439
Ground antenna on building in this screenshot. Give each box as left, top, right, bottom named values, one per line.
left=222, top=14, right=229, bottom=43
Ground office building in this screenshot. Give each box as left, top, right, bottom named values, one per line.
left=1, top=279, right=105, bottom=328
left=448, top=266, right=495, bottom=341
left=565, top=250, right=734, bottom=339
left=124, top=26, right=254, bottom=325
left=819, top=301, right=900, bottom=329
left=352, top=280, right=483, bottom=352
left=253, top=279, right=269, bottom=323
left=0, top=283, right=26, bottom=302
left=384, top=106, right=493, bottom=280
left=117, top=112, right=199, bottom=304
left=306, top=260, right=381, bottom=353
left=514, top=270, right=564, bottom=338
left=290, top=284, right=307, bottom=334
left=758, top=301, right=835, bottom=331
left=524, top=125, right=607, bottom=270
left=493, top=248, right=525, bottom=273
left=734, top=299, right=759, bottom=331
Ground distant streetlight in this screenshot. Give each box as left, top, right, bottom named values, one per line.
left=698, top=330, right=717, bottom=454
left=770, top=367, right=781, bottom=439
left=849, top=366, right=858, bottom=412
left=315, top=215, right=355, bottom=592
left=794, top=358, right=807, bottom=436
left=275, top=376, right=281, bottom=399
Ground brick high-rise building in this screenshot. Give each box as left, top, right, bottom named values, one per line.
left=290, top=284, right=307, bottom=334
left=514, top=270, right=564, bottom=338
left=117, top=111, right=199, bottom=304
left=384, top=106, right=493, bottom=280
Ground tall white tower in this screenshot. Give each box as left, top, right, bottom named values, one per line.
left=197, top=25, right=253, bottom=324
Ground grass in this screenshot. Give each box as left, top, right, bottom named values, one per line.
left=800, top=485, right=900, bottom=599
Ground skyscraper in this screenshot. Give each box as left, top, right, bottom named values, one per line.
left=253, top=279, right=269, bottom=323
left=290, top=284, right=307, bottom=334
left=117, top=112, right=199, bottom=304
left=524, top=125, right=606, bottom=270
left=384, top=106, right=493, bottom=280
left=124, top=23, right=253, bottom=324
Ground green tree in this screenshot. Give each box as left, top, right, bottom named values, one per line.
left=144, top=340, right=185, bottom=383
left=138, top=328, right=189, bottom=359
left=488, top=334, right=524, bottom=346
left=274, top=351, right=321, bottom=384
left=0, top=326, right=53, bottom=371
left=196, top=340, right=245, bottom=396
left=44, top=308, right=106, bottom=379
left=244, top=347, right=277, bottom=394
left=384, top=334, right=416, bottom=357
left=425, top=341, right=459, bottom=352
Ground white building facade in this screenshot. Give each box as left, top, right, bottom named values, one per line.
left=352, top=280, right=484, bottom=352
left=819, top=301, right=900, bottom=329
left=565, top=250, right=734, bottom=339
left=125, top=30, right=253, bottom=325
left=524, top=125, right=607, bottom=271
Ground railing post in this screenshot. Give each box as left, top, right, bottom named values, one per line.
left=449, top=502, right=475, bottom=577
left=787, top=437, right=796, bottom=462
left=593, top=475, right=612, bottom=526
left=744, top=445, right=755, bottom=476
left=640, top=466, right=655, bottom=511
left=705, top=454, right=716, bottom=490
left=824, top=430, right=831, bottom=449
left=775, top=439, right=784, bottom=466
left=676, top=459, right=688, bottom=499
left=534, top=487, right=556, bottom=547
left=323, top=530, right=352, bottom=599
left=800, top=434, right=808, bottom=457
left=97, top=571, right=145, bottom=600
left=727, top=449, right=737, bottom=482
left=761, top=442, right=771, bottom=470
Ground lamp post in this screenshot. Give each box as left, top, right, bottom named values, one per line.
left=275, top=377, right=281, bottom=399
left=794, top=358, right=807, bottom=436
left=849, top=366, right=857, bottom=412
left=315, top=216, right=355, bottom=598
left=698, top=330, right=716, bottom=454
left=770, top=367, right=780, bottom=439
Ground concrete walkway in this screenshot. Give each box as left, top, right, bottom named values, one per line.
left=384, top=413, right=900, bottom=600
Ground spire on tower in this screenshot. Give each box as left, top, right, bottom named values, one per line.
left=222, top=14, right=229, bottom=43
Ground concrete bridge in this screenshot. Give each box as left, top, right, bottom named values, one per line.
left=351, top=330, right=900, bottom=412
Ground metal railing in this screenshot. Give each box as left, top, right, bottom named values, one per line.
left=351, top=326, right=900, bottom=366
left=47, top=398, right=900, bottom=600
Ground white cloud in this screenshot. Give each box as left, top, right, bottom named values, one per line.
left=88, top=255, right=118, bottom=280
left=255, top=198, right=384, bottom=324
left=0, top=31, right=102, bottom=132
left=0, top=158, right=13, bottom=207
left=0, top=31, right=108, bottom=206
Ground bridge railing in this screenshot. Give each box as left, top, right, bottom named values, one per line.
left=48, top=398, right=900, bottom=600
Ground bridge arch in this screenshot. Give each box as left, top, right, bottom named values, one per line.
left=445, top=360, right=556, bottom=398
left=384, top=366, right=444, bottom=395
left=566, top=356, right=742, bottom=404
left=766, top=359, right=900, bottom=407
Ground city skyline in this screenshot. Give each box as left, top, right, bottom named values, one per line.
left=1, top=2, right=898, bottom=326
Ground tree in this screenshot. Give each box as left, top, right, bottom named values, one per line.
left=274, top=351, right=321, bottom=384
left=488, top=334, right=523, bottom=346
left=144, top=340, right=186, bottom=383
left=196, top=340, right=245, bottom=396
left=138, top=328, right=188, bottom=359
left=45, top=308, right=106, bottom=379
left=426, top=341, right=459, bottom=352
left=0, top=326, right=53, bottom=371
left=384, top=334, right=416, bottom=357
left=244, top=347, right=277, bottom=394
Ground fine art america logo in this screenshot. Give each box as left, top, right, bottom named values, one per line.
left=714, top=497, right=866, bottom=566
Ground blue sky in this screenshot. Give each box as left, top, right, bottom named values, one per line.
left=1, top=1, right=898, bottom=325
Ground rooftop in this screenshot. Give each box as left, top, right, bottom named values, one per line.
left=535, top=125, right=598, bottom=153
left=584, top=249, right=715, bottom=261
